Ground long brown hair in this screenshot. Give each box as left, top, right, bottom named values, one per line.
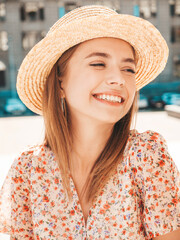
left=42, top=43, right=138, bottom=202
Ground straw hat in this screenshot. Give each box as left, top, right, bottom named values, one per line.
left=16, top=5, right=169, bottom=115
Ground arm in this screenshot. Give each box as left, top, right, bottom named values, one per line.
left=135, top=131, right=180, bottom=239
left=152, top=227, right=180, bottom=240
left=0, top=151, right=34, bottom=239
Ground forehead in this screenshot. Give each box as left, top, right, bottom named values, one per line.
left=72, top=37, right=135, bottom=58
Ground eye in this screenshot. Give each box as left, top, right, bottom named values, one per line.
left=89, top=63, right=105, bottom=67
left=124, top=69, right=136, bottom=74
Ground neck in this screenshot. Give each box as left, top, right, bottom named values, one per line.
left=70, top=117, right=114, bottom=174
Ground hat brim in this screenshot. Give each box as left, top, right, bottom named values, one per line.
left=17, top=14, right=168, bottom=115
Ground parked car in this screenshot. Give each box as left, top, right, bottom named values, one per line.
left=162, top=92, right=180, bottom=105
left=165, top=105, right=180, bottom=119
left=148, top=96, right=166, bottom=109
left=4, top=98, right=26, bottom=115
left=138, top=94, right=148, bottom=109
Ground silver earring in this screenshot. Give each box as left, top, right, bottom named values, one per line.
left=61, top=98, right=65, bottom=113
left=61, top=97, right=67, bottom=119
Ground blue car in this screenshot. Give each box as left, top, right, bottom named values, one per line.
left=162, top=92, right=180, bottom=105
left=4, top=98, right=26, bottom=115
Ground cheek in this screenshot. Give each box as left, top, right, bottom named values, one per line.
left=127, top=78, right=136, bottom=92
left=64, top=81, right=92, bottom=108
left=130, top=85, right=136, bottom=98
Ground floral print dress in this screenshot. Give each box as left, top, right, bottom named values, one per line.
left=0, top=130, right=179, bottom=240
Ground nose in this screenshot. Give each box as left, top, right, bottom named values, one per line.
left=106, top=68, right=125, bottom=87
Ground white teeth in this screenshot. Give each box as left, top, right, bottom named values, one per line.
left=95, top=94, right=123, bottom=103
left=116, top=96, right=121, bottom=102
left=110, top=96, right=114, bottom=101
left=118, top=97, right=122, bottom=103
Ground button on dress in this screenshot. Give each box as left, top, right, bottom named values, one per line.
left=0, top=130, right=179, bottom=239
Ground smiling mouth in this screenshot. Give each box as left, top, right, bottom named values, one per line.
left=93, top=94, right=125, bottom=104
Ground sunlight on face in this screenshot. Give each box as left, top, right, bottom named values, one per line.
left=61, top=37, right=136, bottom=126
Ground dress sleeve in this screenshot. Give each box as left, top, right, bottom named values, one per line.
left=0, top=151, right=34, bottom=239
left=139, top=131, right=180, bottom=239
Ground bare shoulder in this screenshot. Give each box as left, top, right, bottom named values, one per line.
left=152, top=228, right=180, bottom=240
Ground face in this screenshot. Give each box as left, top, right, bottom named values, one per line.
left=61, top=37, right=136, bottom=126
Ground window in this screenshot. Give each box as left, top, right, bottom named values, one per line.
left=169, top=0, right=175, bottom=16
left=139, top=0, right=157, bottom=18
left=0, top=31, right=8, bottom=51
left=22, top=31, right=46, bottom=50
left=0, top=61, right=6, bottom=87
left=175, top=0, right=180, bottom=15
left=64, top=2, right=79, bottom=13
left=169, top=0, right=180, bottom=16
left=39, top=3, right=44, bottom=20
left=20, top=2, right=45, bottom=21
left=0, top=2, right=6, bottom=21
left=151, top=0, right=157, bottom=17
left=173, top=55, right=180, bottom=77
left=140, top=0, right=151, bottom=18
left=171, top=26, right=180, bottom=43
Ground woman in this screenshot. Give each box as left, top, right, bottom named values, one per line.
left=0, top=5, right=179, bottom=240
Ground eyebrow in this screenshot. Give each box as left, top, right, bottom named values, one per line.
left=85, top=52, right=136, bottom=65
left=85, top=52, right=110, bottom=59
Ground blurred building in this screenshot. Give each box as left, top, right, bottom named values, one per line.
left=0, top=0, right=180, bottom=103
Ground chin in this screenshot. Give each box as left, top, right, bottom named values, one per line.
left=97, top=115, right=124, bottom=125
